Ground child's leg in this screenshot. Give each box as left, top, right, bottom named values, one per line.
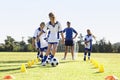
left=88, top=50, right=91, bottom=60
left=42, top=44, right=52, bottom=62
left=51, top=43, right=58, bottom=56
left=39, top=52, right=43, bottom=58
left=84, top=48, right=88, bottom=61
left=37, top=48, right=40, bottom=57
left=48, top=43, right=58, bottom=60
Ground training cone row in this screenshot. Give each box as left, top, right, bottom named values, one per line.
left=20, top=58, right=39, bottom=72
left=27, top=58, right=39, bottom=68
left=90, top=58, right=104, bottom=73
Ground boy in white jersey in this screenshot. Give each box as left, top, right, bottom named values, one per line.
left=84, top=29, right=96, bottom=61
left=32, top=22, right=50, bottom=60
left=38, top=12, right=64, bottom=66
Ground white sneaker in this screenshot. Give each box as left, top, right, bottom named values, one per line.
left=72, top=58, right=75, bottom=60
left=61, top=58, right=66, bottom=60
left=37, top=56, right=42, bottom=61
left=41, top=62, right=46, bottom=66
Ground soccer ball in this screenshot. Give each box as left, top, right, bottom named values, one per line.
left=46, top=56, right=51, bottom=64
left=50, top=57, right=59, bottom=67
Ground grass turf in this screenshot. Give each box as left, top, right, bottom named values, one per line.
left=0, top=52, right=120, bottom=80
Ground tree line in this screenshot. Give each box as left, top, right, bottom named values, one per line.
left=0, top=36, right=120, bottom=53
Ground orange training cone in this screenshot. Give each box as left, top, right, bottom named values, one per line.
left=3, top=75, right=15, bottom=80
left=105, top=75, right=118, bottom=80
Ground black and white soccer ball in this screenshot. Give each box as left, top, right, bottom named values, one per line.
left=50, top=57, right=59, bottom=67
left=46, top=56, right=51, bottom=64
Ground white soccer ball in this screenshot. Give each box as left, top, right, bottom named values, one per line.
left=50, top=57, right=59, bottom=67
left=46, top=56, right=51, bottom=64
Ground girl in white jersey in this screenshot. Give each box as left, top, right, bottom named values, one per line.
left=84, top=29, right=96, bottom=61
left=38, top=12, right=64, bottom=66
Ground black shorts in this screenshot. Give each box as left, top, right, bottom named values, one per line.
left=65, top=40, right=74, bottom=46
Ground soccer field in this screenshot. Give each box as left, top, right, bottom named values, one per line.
left=0, top=52, right=120, bottom=80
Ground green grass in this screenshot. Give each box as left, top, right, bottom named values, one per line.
left=0, top=52, right=120, bottom=80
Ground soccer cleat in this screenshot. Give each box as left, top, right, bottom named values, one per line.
left=84, top=57, right=86, bottom=61
left=41, top=62, right=46, bottom=66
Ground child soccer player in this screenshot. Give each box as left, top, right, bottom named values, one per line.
left=38, top=12, right=64, bottom=66
left=32, top=22, right=52, bottom=61
left=32, top=22, right=45, bottom=59
left=83, top=29, right=96, bottom=61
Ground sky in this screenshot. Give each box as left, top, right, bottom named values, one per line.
left=0, top=0, right=120, bottom=44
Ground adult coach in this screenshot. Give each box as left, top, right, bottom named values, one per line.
left=83, top=29, right=96, bottom=61
left=38, top=12, right=64, bottom=66
left=62, top=21, right=78, bottom=60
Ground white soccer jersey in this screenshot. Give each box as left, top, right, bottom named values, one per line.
left=84, top=35, right=93, bottom=49
left=33, top=28, right=40, bottom=38
left=43, top=21, right=62, bottom=43
left=39, top=31, right=48, bottom=48
left=33, top=27, right=48, bottom=48
left=33, top=28, right=41, bottom=48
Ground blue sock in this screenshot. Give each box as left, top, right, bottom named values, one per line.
left=49, top=52, right=52, bottom=56
left=84, top=52, right=87, bottom=58
left=37, top=51, right=40, bottom=56
left=50, top=54, right=54, bottom=60
left=88, top=52, right=91, bottom=57
left=42, top=55, right=48, bottom=62
left=40, top=54, right=43, bottom=58
left=88, top=52, right=91, bottom=59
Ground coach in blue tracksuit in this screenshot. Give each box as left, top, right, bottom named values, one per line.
left=62, top=21, right=78, bottom=60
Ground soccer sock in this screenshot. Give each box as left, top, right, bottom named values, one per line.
left=49, top=52, right=52, bottom=56
left=37, top=51, right=40, bottom=56
left=84, top=52, right=87, bottom=58
left=88, top=52, right=91, bottom=59
left=42, top=55, right=48, bottom=62
left=50, top=54, right=54, bottom=60
left=40, top=54, right=43, bottom=58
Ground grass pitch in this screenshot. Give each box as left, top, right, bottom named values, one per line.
left=0, top=52, right=120, bottom=80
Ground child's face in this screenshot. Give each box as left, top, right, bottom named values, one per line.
left=40, top=24, right=45, bottom=30
left=87, top=30, right=91, bottom=35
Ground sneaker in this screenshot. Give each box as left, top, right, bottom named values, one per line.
left=61, top=58, right=66, bottom=60
left=41, top=62, right=46, bottom=66
left=88, top=57, right=90, bottom=60
left=72, top=57, right=75, bottom=60
left=84, top=57, right=86, bottom=61
left=37, top=54, right=39, bottom=58
left=37, top=56, right=42, bottom=61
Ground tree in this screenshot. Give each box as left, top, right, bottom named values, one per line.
left=105, top=41, right=113, bottom=53
left=27, top=37, right=34, bottom=51
left=0, top=43, right=5, bottom=51
left=4, top=36, right=15, bottom=51
left=117, top=46, right=120, bottom=53
left=92, top=41, right=99, bottom=52
left=78, top=33, right=84, bottom=52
